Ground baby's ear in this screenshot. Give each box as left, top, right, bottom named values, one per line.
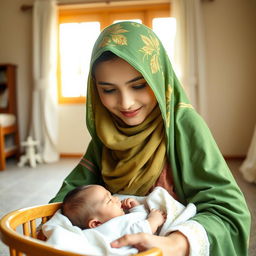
left=88, top=219, right=102, bottom=228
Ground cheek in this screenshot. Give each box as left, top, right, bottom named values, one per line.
left=148, top=87, right=157, bottom=101
left=142, top=88, right=157, bottom=106
left=98, top=93, right=114, bottom=110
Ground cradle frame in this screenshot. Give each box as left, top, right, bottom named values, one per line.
left=0, top=202, right=162, bottom=256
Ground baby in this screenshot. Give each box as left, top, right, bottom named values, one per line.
left=62, top=184, right=166, bottom=234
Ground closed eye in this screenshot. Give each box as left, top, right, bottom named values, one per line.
left=106, top=192, right=113, bottom=203
left=133, top=83, right=147, bottom=90
left=103, top=88, right=116, bottom=94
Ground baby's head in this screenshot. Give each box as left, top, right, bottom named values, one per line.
left=62, top=185, right=125, bottom=229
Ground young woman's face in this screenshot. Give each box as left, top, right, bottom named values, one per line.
left=94, top=57, right=157, bottom=126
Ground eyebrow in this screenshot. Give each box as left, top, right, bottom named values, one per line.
left=126, top=76, right=144, bottom=84
left=97, top=76, right=144, bottom=86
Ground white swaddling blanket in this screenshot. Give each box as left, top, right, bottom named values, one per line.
left=42, top=187, right=196, bottom=256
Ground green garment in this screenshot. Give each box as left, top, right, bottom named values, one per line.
left=51, top=22, right=251, bottom=255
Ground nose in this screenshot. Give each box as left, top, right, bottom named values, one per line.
left=119, top=91, right=135, bottom=110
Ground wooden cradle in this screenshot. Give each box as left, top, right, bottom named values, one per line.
left=0, top=202, right=162, bottom=256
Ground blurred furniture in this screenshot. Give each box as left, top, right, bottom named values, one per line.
left=18, top=136, right=42, bottom=168
left=240, top=125, right=256, bottom=183
left=0, top=64, right=20, bottom=171
left=0, top=202, right=162, bottom=256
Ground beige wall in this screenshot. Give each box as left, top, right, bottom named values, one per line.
left=0, top=0, right=34, bottom=146
left=0, top=0, right=256, bottom=156
left=202, top=0, right=256, bottom=156
left=58, top=105, right=89, bottom=154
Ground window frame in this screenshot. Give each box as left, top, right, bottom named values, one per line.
left=57, top=3, right=171, bottom=104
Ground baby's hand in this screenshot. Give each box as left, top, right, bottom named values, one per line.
left=121, top=198, right=140, bottom=210
left=147, top=209, right=167, bottom=233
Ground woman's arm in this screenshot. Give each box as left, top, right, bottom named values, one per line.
left=172, top=108, right=251, bottom=255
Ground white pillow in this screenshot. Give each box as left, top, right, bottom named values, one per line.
left=0, top=114, right=16, bottom=127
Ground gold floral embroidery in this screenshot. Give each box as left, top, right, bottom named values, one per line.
left=99, top=24, right=129, bottom=48
left=111, top=34, right=127, bottom=45
left=140, top=34, right=160, bottom=74
left=131, top=22, right=141, bottom=27
left=178, top=102, right=194, bottom=109
left=150, top=54, right=160, bottom=74
left=166, top=86, right=173, bottom=104
left=99, top=37, right=112, bottom=48
left=87, top=99, right=94, bottom=124
left=166, top=85, right=173, bottom=126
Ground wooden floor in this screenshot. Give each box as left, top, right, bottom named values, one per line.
left=0, top=158, right=255, bottom=255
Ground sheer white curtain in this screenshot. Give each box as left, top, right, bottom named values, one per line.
left=240, top=126, right=256, bottom=183
left=171, top=0, right=207, bottom=119
left=31, top=0, right=59, bottom=163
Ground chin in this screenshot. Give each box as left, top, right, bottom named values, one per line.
left=122, top=118, right=145, bottom=126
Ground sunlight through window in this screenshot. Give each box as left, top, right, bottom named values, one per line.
left=57, top=3, right=172, bottom=103
left=152, top=17, right=176, bottom=62
left=59, top=22, right=100, bottom=97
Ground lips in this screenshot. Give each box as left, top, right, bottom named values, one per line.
left=120, top=107, right=142, bottom=117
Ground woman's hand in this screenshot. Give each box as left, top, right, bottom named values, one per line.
left=111, top=231, right=189, bottom=256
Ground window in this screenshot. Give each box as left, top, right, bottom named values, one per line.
left=58, top=3, right=174, bottom=104
left=59, top=22, right=100, bottom=99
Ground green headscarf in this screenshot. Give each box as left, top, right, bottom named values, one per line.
left=87, top=23, right=174, bottom=195
left=51, top=22, right=250, bottom=256
left=85, top=22, right=191, bottom=195
left=87, top=22, right=191, bottom=148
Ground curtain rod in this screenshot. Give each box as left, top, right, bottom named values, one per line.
left=20, top=0, right=157, bottom=11
left=20, top=0, right=214, bottom=12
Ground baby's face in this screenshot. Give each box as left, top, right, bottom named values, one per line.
left=91, top=185, right=125, bottom=223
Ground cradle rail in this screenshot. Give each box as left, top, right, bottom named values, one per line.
left=0, top=202, right=162, bottom=256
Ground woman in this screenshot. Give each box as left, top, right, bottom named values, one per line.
left=50, top=22, right=250, bottom=255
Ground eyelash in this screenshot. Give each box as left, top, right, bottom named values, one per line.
left=102, top=83, right=147, bottom=94
left=103, top=88, right=115, bottom=94
left=107, top=193, right=112, bottom=203
left=133, top=83, right=147, bottom=90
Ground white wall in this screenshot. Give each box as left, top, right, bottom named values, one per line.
left=0, top=0, right=255, bottom=156
left=58, top=104, right=90, bottom=154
